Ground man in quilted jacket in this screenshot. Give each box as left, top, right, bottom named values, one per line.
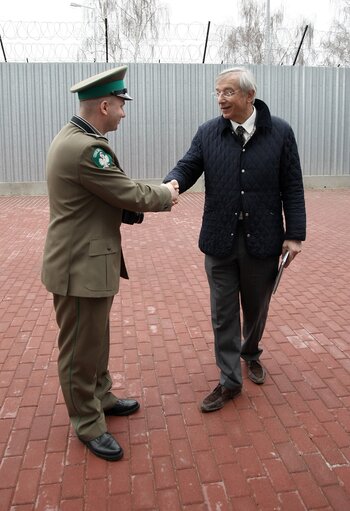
left=163, top=67, right=306, bottom=412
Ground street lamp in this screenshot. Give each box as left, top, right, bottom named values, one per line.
left=70, top=2, right=97, bottom=61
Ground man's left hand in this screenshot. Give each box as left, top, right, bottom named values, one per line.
left=282, top=240, right=302, bottom=268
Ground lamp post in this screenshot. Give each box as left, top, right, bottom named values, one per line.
left=70, top=2, right=97, bottom=61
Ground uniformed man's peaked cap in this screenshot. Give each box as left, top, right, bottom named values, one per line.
left=70, top=65, right=133, bottom=101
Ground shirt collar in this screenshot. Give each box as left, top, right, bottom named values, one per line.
left=230, top=106, right=256, bottom=134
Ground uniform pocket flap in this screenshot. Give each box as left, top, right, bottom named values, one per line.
left=89, top=238, right=118, bottom=256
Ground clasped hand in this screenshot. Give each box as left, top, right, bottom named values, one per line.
left=161, top=179, right=179, bottom=205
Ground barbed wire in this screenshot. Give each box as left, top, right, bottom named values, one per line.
left=0, top=20, right=343, bottom=65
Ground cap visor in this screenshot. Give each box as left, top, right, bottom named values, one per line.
left=117, top=92, right=133, bottom=100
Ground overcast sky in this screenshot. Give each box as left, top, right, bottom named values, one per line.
left=0, top=0, right=337, bottom=31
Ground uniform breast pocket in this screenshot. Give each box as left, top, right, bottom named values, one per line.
left=86, top=238, right=120, bottom=291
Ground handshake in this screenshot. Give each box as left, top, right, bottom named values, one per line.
left=161, top=179, right=179, bottom=206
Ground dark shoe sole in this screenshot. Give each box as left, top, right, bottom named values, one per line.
left=104, top=402, right=140, bottom=416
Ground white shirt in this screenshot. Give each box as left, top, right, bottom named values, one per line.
left=230, top=106, right=256, bottom=144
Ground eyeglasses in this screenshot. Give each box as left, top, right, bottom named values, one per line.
left=212, top=89, right=240, bottom=98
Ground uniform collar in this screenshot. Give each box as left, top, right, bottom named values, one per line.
left=70, top=115, right=107, bottom=139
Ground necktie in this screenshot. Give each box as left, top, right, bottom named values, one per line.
left=236, top=125, right=245, bottom=146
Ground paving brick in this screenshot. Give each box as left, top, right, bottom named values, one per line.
left=277, top=490, right=307, bottom=511
left=219, top=463, right=250, bottom=498
left=149, top=429, right=171, bottom=457
left=108, top=460, right=131, bottom=495
left=0, top=488, right=13, bottom=511
left=12, top=468, right=41, bottom=505
left=153, top=456, right=177, bottom=490
left=61, top=464, right=85, bottom=499
left=177, top=468, right=203, bottom=506
left=171, top=438, right=194, bottom=470
left=187, top=424, right=211, bottom=452
left=302, top=453, right=339, bottom=486
left=288, top=426, right=318, bottom=455
left=108, top=494, right=132, bottom=511
left=312, top=434, right=349, bottom=465
left=1, top=192, right=350, bottom=511
left=22, top=440, right=46, bottom=469
left=292, top=471, right=328, bottom=509
left=0, top=456, right=22, bottom=489
left=322, top=485, right=350, bottom=511
left=263, top=416, right=290, bottom=444
left=192, top=450, right=220, bottom=484
left=156, top=488, right=182, bottom=511
left=276, top=442, right=307, bottom=473
left=35, top=483, right=61, bottom=510
left=131, top=473, right=156, bottom=510
left=130, top=443, right=152, bottom=475
left=4, top=429, right=29, bottom=457
left=202, top=482, right=231, bottom=511
left=248, top=476, right=281, bottom=510
left=85, top=478, right=108, bottom=511
left=39, top=452, right=65, bottom=485
left=235, top=446, right=266, bottom=478
left=166, top=414, right=188, bottom=440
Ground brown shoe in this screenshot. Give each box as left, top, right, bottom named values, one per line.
left=201, top=383, right=241, bottom=413
left=247, top=360, right=266, bottom=384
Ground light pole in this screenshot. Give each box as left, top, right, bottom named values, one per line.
left=70, top=2, right=97, bottom=61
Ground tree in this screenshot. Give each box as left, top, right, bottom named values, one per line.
left=82, top=0, right=168, bottom=62
left=321, top=0, right=350, bottom=65
left=279, top=21, right=316, bottom=66
left=218, top=0, right=284, bottom=64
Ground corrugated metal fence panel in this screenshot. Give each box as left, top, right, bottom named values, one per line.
left=0, top=62, right=349, bottom=183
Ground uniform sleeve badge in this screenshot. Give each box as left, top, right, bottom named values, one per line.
left=92, top=148, right=113, bottom=169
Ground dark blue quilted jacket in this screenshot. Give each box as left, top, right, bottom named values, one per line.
left=164, top=99, right=306, bottom=259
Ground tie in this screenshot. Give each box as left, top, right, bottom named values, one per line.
left=236, top=125, right=245, bottom=146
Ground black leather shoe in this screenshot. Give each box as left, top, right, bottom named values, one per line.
left=104, top=398, right=140, bottom=416
left=81, top=432, right=123, bottom=461
left=247, top=360, right=266, bottom=384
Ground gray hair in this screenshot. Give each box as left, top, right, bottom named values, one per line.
left=217, top=67, right=257, bottom=99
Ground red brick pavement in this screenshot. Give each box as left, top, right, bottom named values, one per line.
left=0, top=190, right=350, bottom=511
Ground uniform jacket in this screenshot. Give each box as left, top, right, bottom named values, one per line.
left=164, top=99, right=306, bottom=259
left=42, top=115, right=172, bottom=298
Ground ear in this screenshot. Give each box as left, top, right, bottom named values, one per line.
left=246, top=89, right=255, bottom=103
left=100, top=99, right=109, bottom=116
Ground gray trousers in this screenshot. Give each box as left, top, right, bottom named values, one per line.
left=53, top=294, right=118, bottom=441
left=205, top=226, right=278, bottom=389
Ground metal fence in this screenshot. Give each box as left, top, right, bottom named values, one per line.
left=0, top=62, right=349, bottom=194
left=0, top=21, right=337, bottom=66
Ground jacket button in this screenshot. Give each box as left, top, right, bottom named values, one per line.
left=246, top=233, right=251, bottom=238
left=241, top=169, right=245, bottom=173
left=241, top=191, right=244, bottom=195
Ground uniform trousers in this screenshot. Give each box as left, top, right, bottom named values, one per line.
left=205, top=224, right=279, bottom=390
left=53, top=294, right=119, bottom=441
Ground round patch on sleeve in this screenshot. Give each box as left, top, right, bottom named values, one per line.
left=92, top=148, right=113, bottom=169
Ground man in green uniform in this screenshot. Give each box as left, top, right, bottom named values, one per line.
left=42, top=66, right=178, bottom=461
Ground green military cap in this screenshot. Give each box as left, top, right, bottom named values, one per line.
left=70, top=65, right=133, bottom=101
